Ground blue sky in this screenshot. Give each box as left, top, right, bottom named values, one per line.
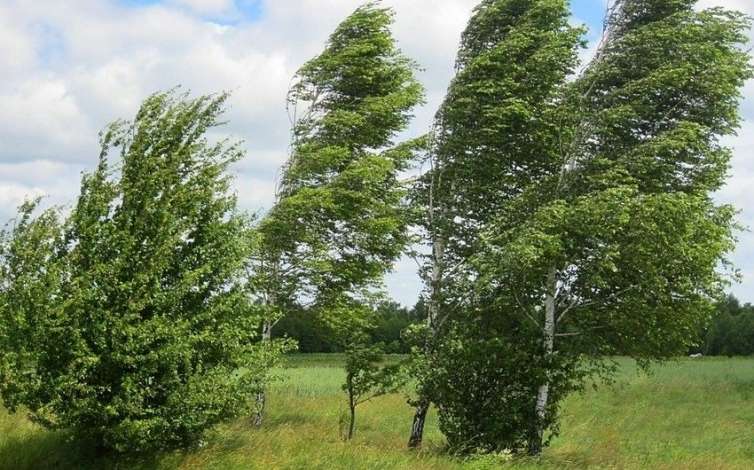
left=119, top=0, right=264, bottom=23
left=1, top=0, right=752, bottom=306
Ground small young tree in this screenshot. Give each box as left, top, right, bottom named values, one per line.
left=252, top=0, right=424, bottom=424
left=0, top=90, right=288, bottom=453
left=341, top=342, right=402, bottom=440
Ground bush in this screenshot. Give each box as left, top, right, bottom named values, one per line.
left=423, top=310, right=586, bottom=455
left=0, top=91, right=287, bottom=453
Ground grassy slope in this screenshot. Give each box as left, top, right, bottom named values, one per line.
left=1, top=356, right=753, bottom=469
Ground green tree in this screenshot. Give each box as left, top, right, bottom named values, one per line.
left=0, top=200, right=65, bottom=413
left=341, top=343, right=402, bottom=440
left=253, top=1, right=424, bottom=423
left=0, top=90, right=288, bottom=453
left=370, top=301, right=416, bottom=353
left=469, top=0, right=752, bottom=455
left=704, top=295, right=754, bottom=356
left=407, top=0, right=584, bottom=449
left=273, top=300, right=417, bottom=353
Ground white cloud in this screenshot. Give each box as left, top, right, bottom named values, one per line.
left=716, top=118, right=754, bottom=301
left=0, top=4, right=35, bottom=74
left=0, top=78, right=94, bottom=163
left=0, top=183, right=46, bottom=215
left=0, top=0, right=751, bottom=305
left=171, top=0, right=235, bottom=15
left=698, top=0, right=753, bottom=15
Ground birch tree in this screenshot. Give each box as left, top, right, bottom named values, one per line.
left=253, top=0, right=424, bottom=423
left=470, top=0, right=752, bottom=455
left=407, top=0, right=584, bottom=449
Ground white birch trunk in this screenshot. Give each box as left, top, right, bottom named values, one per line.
left=531, top=267, right=557, bottom=455
left=408, top=234, right=445, bottom=449
left=254, top=255, right=278, bottom=427
left=253, top=320, right=273, bottom=427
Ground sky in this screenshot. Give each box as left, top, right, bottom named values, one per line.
left=1, top=0, right=752, bottom=306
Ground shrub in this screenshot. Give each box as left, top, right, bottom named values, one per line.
left=0, top=90, right=288, bottom=453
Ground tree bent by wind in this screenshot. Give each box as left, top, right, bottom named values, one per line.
left=408, top=0, right=752, bottom=454
left=0, top=90, right=289, bottom=453
left=252, top=1, right=424, bottom=425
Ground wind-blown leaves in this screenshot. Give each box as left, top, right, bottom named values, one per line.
left=0, top=90, right=288, bottom=453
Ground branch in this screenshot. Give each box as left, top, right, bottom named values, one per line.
left=556, top=296, right=580, bottom=324
left=554, top=332, right=582, bottom=337
left=556, top=285, right=638, bottom=325
left=555, top=325, right=609, bottom=338
left=513, top=289, right=541, bottom=330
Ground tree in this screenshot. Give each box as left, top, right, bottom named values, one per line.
left=703, top=295, right=754, bottom=356
left=0, top=200, right=65, bottom=413
left=252, top=0, right=424, bottom=423
left=469, top=0, right=752, bottom=455
left=0, top=90, right=288, bottom=453
left=273, top=300, right=417, bottom=353
left=370, top=301, right=416, bottom=353
left=407, top=0, right=584, bottom=448
left=341, top=343, right=402, bottom=440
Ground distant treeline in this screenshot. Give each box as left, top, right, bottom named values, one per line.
left=277, top=295, right=754, bottom=357
left=274, top=299, right=426, bottom=354
left=694, top=295, right=754, bottom=357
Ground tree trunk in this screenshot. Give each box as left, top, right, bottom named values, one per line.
left=253, top=321, right=273, bottom=427
left=530, top=267, right=557, bottom=455
left=408, top=233, right=444, bottom=449
left=344, top=374, right=356, bottom=440
left=347, top=404, right=356, bottom=440
left=408, top=399, right=429, bottom=449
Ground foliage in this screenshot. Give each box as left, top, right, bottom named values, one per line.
left=251, top=1, right=424, bottom=429
left=410, top=0, right=585, bottom=452
left=412, top=0, right=752, bottom=455
left=0, top=90, right=289, bottom=453
left=274, top=300, right=421, bottom=353
left=370, top=301, right=421, bottom=353
left=699, top=295, right=754, bottom=357
left=471, top=0, right=751, bottom=454
left=341, top=344, right=402, bottom=440
left=256, top=1, right=425, bottom=314
left=0, top=200, right=65, bottom=413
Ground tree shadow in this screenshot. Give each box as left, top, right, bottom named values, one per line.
left=0, top=427, right=174, bottom=470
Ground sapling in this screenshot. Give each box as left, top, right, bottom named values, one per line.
left=341, top=343, right=402, bottom=440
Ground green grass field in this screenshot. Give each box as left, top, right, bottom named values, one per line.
left=1, top=355, right=753, bottom=469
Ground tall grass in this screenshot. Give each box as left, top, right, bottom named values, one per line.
left=1, top=356, right=752, bottom=469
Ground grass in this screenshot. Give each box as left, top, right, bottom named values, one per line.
left=1, top=356, right=753, bottom=469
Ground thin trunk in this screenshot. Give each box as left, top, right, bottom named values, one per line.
left=345, top=374, right=356, bottom=440
left=253, top=321, right=273, bottom=427
left=530, top=267, right=557, bottom=455
left=348, top=404, right=356, bottom=440
left=408, top=399, right=429, bottom=448
left=408, top=235, right=444, bottom=449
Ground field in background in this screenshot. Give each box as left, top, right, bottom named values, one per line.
left=1, top=356, right=753, bottom=469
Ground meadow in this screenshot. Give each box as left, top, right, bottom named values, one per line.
left=1, top=355, right=753, bottom=470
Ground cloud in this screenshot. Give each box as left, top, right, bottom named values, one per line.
left=171, top=0, right=235, bottom=15
left=716, top=119, right=754, bottom=301
left=0, top=4, right=35, bottom=74
left=698, top=0, right=753, bottom=15
left=0, top=0, right=751, bottom=305
left=0, top=183, right=46, bottom=217
left=0, top=78, right=95, bottom=164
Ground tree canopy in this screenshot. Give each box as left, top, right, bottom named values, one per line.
left=0, top=90, right=287, bottom=453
